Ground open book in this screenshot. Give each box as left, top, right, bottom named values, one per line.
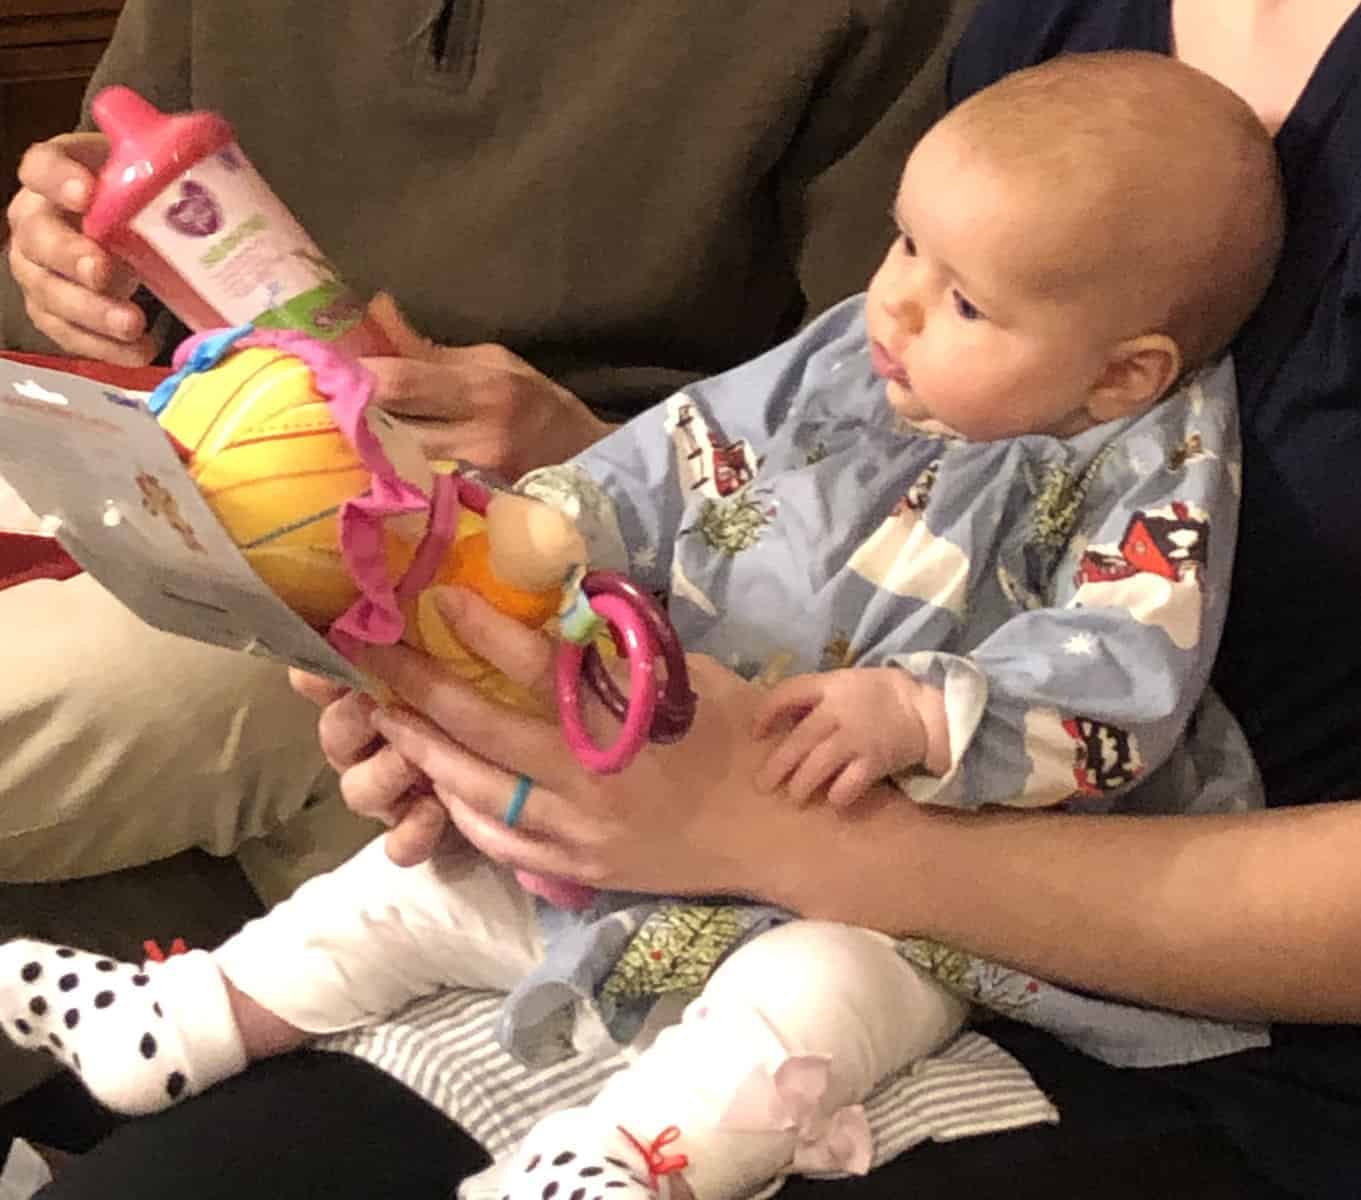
left=0, top=354, right=364, bottom=688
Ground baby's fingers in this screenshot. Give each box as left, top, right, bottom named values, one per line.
left=826, top=760, right=878, bottom=809
left=755, top=707, right=834, bottom=795
left=750, top=676, right=822, bottom=738
left=783, top=738, right=855, bottom=806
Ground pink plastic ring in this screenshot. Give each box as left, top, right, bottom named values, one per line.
left=555, top=592, right=658, bottom=774
left=580, top=572, right=695, bottom=742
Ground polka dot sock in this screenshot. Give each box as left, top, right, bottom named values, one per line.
left=501, top=1107, right=685, bottom=1200
left=0, top=940, right=247, bottom=1115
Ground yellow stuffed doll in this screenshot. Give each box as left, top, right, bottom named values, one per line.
left=147, top=324, right=694, bottom=909
left=147, top=324, right=586, bottom=715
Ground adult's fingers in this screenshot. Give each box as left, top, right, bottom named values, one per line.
left=7, top=292, right=156, bottom=365
left=315, top=689, right=383, bottom=770
left=362, top=290, right=439, bottom=360
left=370, top=704, right=534, bottom=821
left=369, top=705, right=581, bottom=877
left=368, top=649, right=795, bottom=897
left=10, top=250, right=147, bottom=337
left=440, top=789, right=588, bottom=883
left=336, top=740, right=428, bottom=822
left=360, top=293, right=491, bottom=421
left=15, top=134, right=107, bottom=209
left=8, top=188, right=153, bottom=362
left=12, top=137, right=112, bottom=278
left=429, top=588, right=558, bottom=697
left=382, top=793, right=451, bottom=867
left=288, top=667, right=349, bottom=709
left=364, top=338, right=525, bottom=421
left=356, top=590, right=565, bottom=751
left=7, top=198, right=108, bottom=288
left=308, top=683, right=453, bottom=866
left=362, top=355, right=473, bottom=421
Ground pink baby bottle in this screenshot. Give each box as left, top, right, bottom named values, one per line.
left=83, top=86, right=394, bottom=356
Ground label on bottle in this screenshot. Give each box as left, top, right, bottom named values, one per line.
left=128, top=144, right=367, bottom=340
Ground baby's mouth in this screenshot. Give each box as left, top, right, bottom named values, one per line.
left=870, top=340, right=910, bottom=388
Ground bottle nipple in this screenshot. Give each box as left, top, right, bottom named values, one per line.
left=90, top=86, right=166, bottom=158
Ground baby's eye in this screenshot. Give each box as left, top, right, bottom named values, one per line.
left=952, top=290, right=984, bottom=321
left=900, top=233, right=918, bottom=257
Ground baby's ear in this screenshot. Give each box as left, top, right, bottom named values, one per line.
left=1088, top=333, right=1183, bottom=422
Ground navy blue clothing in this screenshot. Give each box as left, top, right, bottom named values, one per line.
left=948, top=4, right=1361, bottom=1196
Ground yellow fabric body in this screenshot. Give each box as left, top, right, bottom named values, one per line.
left=155, top=345, right=560, bottom=702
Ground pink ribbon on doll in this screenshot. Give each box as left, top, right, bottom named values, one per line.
left=177, top=327, right=489, bottom=656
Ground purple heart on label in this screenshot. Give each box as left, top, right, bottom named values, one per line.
left=165, top=181, right=223, bottom=238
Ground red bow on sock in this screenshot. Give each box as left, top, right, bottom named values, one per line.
left=617, top=1124, right=689, bottom=1189
left=143, top=937, right=189, bottom=962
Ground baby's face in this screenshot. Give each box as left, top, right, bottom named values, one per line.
left=865, top=127, right=1126, bottom=441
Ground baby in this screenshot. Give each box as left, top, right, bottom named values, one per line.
left=0, top=51, right=1284, bottom=1200
left=748, top=47, right=1284, bottom=810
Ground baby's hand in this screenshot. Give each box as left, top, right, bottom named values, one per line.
left=751, top=667, right=938, bottom=807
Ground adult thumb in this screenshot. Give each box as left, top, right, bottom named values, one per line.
left=365, top=291, right=439, bottom=361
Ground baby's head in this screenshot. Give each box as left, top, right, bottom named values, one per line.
left=866, top=50, right=1284, bottom=440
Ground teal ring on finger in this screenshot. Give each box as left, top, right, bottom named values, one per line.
left=505, top=773, right=534, bottom=828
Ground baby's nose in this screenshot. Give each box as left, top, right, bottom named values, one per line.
left=891, top=296, right=925, bottom=336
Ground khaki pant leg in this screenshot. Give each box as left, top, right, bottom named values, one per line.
left=0, top=573, right=347, bottom=881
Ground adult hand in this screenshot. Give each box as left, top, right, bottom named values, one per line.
left=349, top=587, right=859, bottom=900
left=305, top=615, right=1361, bottom=1022
left=360, top=293, right=615, bottom=479
left=287, top=668, right=453, bottom=867
left=7, top=133, right=157, bottom=365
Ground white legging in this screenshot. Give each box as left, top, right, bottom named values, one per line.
left=214, top=836, right=967, bottom=1199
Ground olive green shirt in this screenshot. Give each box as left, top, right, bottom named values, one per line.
left=2, top=0, right=971, bottom=417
